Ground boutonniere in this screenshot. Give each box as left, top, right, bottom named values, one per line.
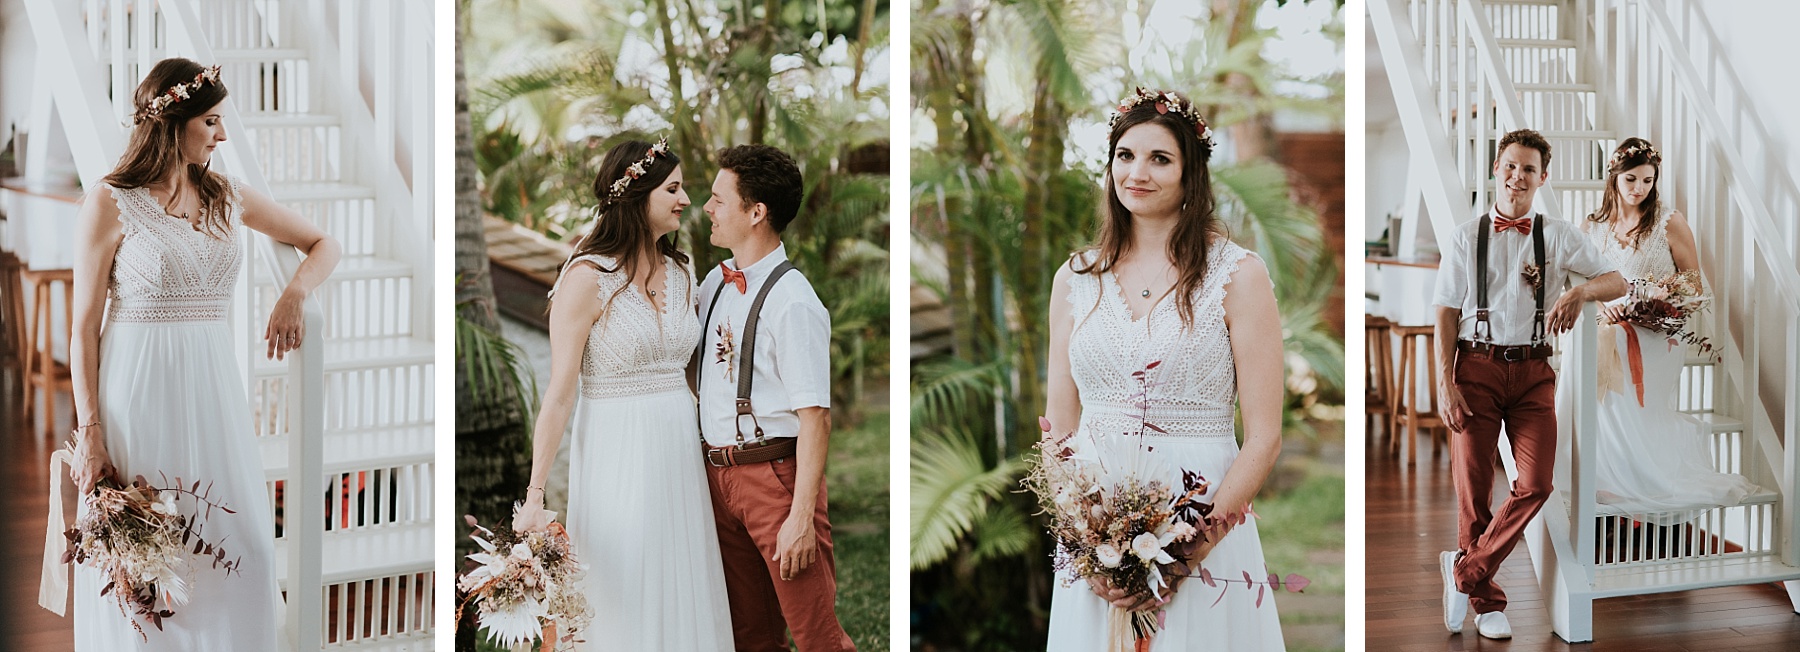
left=1522, top=263, right=1543, bottom=291
left=714, top=319, right=737, bottom=382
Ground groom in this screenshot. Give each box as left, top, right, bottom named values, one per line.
left=1432, top=129, right=1623, bottom=639
left=697, top=144, right=855, bottom=651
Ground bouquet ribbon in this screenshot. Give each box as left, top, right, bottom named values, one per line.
left=1595, top=323, right=1647, bottom=407
left=1622, top=324, right=1647, bottom=407
left=39, top=449, right=73, bottom=616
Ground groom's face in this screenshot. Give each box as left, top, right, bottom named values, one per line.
left=705, top=169, right=761, bottom=248
left=1492, top=144, right=1547, bottom=214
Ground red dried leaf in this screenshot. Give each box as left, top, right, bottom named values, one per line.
left=1144, top=422, right=1167, bottom=434
left=1256, top=583, right=1266, bottom=607
left=1285, top=574, right=1311, bottom=593
left=1145, top=360, right=1162, bottom=370
left=1038, top=416, right=1053, bottom=433
left=1199, top=567, right=1215, bottom=587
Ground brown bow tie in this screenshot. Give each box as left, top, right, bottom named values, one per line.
left=720, top=263, right=747, bottom=294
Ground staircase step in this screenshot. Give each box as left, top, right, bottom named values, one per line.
left=253, top=335, right=435, bottom=377
left=1691, top=412, right=1746, bottom=433
left=1589, top=487, right=1778, bottom=518
left=1515, top=82, right=1598, bottom=93
left=1589, top=555, right=1800, bottom=598
left=241, top=112, right=339, bottom=129
left=214, top=47, right=309, bottom=62
left=275, top=523, right=433, bottom=586
left=1497, top=38, right=1577, bottom=48
left=260, top=424, right=434, bottom=478
left=1536, top=129, right=1614, bottom=139
left=271, top=182, right=376, bottom=203
left=327, top=639, right=434, bottom=652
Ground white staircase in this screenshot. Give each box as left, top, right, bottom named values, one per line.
left=1372, top=0, right=1800, bottom=642
left=24, top=1, right=435, bottom=650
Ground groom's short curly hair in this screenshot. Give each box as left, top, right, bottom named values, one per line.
left=718, top=144, right=804, bottom=233
left=1498, top=129, right=1553, bottom=170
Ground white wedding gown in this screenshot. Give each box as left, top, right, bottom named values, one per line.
left=1556, top=208, right=1756, bottom=524
left=1046, top=241, right=1286, bottom=651
left=75, top=178, right=282, bottom=650
left=554, top=254, right=732, bottom=651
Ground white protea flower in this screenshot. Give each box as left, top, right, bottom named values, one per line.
left=1095, top=543, right=1123, bottom=568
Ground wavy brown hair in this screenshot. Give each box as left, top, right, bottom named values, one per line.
left=555, top=139, right=690, bottom=311
left=1585, top=137, right=1663, bottom=246
left=1074, top=89, right=1222, bottom=329
left=102, top=57, right=232, bottom=238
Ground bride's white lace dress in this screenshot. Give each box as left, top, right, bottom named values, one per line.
left=76, top=178, right=282, bottom=650
left=1046, top=241, right=1285, bottom=651
left=1557, top=208, right=1757, bottom=524
left=553, top=254, right=732, bottom=650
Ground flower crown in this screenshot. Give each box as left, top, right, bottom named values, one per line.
left=1611, top=142, right=1659, bottom=167
left=134, top=65, right=223, bottom=125
left=605, top=137, right=671, bottom=204
left=1110, top=87, right=1213, bottom=145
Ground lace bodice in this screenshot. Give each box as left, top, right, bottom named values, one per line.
left=1585, top=206, right=1677, bottom=283
left=557, top=254, right=700, bottom=399
left=1065, top=241, right=1258, bottom=439
left=105, top=179, right=244, bottom=323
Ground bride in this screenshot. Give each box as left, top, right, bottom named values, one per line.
left=1043, top=89, right=1286, bottom=650
left=1565, top=137, right=1757, bottom=522
left=67, top=57, right=341, bottom=649
left=512, top=138, right=733, bottom=650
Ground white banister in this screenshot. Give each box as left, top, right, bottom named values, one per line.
left=1567, top=302, right=1600, bottom=573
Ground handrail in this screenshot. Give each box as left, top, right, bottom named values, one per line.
left=24, top=1, right=328, bottom=650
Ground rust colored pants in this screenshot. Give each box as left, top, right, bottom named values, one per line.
left=706, top=456, right=855, bottom=651
left=1449, top=352, right=1559, bottom=614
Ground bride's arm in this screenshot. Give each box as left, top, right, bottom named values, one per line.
left=1665, top=210, right=1705, bottom=294
left=1043, top=262, right=1081, bottom=439
left=238, top=187, right=341, bottom=360
left=68, top=189, right=126, bottom=492
left=514, top=264, right=606, bottom=531
left=1209, top=255, right=1284, bottom=544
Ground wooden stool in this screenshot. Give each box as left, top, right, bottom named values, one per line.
left=1364, top=315, right=1396, bottom=455
left=1392, top=324, right=1446, bottom=466
left=0, top=252, right=25, bottom=402
left=22, top=268, right=75, bottom=440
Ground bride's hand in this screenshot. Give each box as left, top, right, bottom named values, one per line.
left=1087, top=573, right=1182, bottom=613
left=513, top=490, right=550, bottom=532
left=70, top=424, right=119, bottom=494
left=264, top=289, right=306, bottom=360
left=1599, top=302, right=1627, bottom=325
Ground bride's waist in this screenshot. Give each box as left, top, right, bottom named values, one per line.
left=108, top=294, right=230, bottom=323
left=1079, top=400, right=1236, bottom=439
left=579, top=370, right=688, bottom=400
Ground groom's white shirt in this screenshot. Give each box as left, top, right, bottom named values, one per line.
left=697, top=243, right=832, bottom=448
left=1433, top=207, right=1614, bottom=346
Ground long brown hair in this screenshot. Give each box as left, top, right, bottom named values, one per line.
left=555, top=138, right=690, bottom=310
left=1074, top=89, right=1222, bottom=328
left=1585, top=137, right=1663, bottom=246
left=102, top=57, right=232, bottom=238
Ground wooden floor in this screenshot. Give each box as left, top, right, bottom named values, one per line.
left=1366, top=426, right=1800, bottom=651
left=2, top=372, right=78, bottom=649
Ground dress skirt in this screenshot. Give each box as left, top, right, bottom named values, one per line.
left=76, top=320, right=282, bottom=651
left=564, top=387, right=733, bottom=651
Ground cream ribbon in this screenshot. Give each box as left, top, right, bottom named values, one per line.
left=39, top=449, right=74, bottom=616
left=1595, top=323, right=1623, bottom=403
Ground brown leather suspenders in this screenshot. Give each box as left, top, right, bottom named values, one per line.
left=700, top=260, right=798, bottom=448
left=1472, top=213, right=1547, bottom=347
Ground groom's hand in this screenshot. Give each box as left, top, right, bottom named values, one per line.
left=775, top=513, right=818, bottom=580
left=1440, top=379, right=1472, bottom=432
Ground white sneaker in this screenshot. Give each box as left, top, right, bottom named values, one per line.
left=1476, top=611, right=1513, bottom=639
left=1441, top=551, right=1468, bottom=634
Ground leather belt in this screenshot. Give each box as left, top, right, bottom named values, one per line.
left=1459, top=340, right=1553, bottom=362
left=704, top=437, right=798, bottom=467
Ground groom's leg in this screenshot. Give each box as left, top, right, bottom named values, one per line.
left=1457, top=358, right=1558, bottom=614
left=740, top=458, right=856, bottom=651
left=1450, top=354, right=1506, bottom=606
left=708, top=464, right=791, bottom=651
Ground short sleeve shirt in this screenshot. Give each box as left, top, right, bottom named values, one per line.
left=1432, top=209, right=1615, bottom=345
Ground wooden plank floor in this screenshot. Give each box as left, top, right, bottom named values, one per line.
left=1366, top=427, right=1800, bottom=651
left=2, top=373, right=78, bottom=649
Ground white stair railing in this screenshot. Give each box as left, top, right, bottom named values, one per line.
left=1373, top=0, right=1800, bottom=641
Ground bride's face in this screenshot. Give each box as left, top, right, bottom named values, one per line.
left=179, top=103, right=228, bottom=166
left=1615, top=163, right=1656, bottom=208
left=643, top=165, right=690, bottom=238
left=1111, top=122, right=1184, bottom=220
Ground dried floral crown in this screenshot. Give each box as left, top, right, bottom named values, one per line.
left=1110, top=87, right=1213, bottom=145
left=605, top=137, right=672, bottom=205
left=1611, top=142, right=1659, bottom=167
left=134, top=65, right=223, bottom=125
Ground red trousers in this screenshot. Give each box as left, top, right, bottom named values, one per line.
left=706, top=456, right=855, bottom=651
left=1449, top=352, right=1558, bottom=614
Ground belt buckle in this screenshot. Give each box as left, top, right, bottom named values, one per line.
left=705, top=447, right=729, bottom=467
left=1500, top=347, right=1526, bottom=362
